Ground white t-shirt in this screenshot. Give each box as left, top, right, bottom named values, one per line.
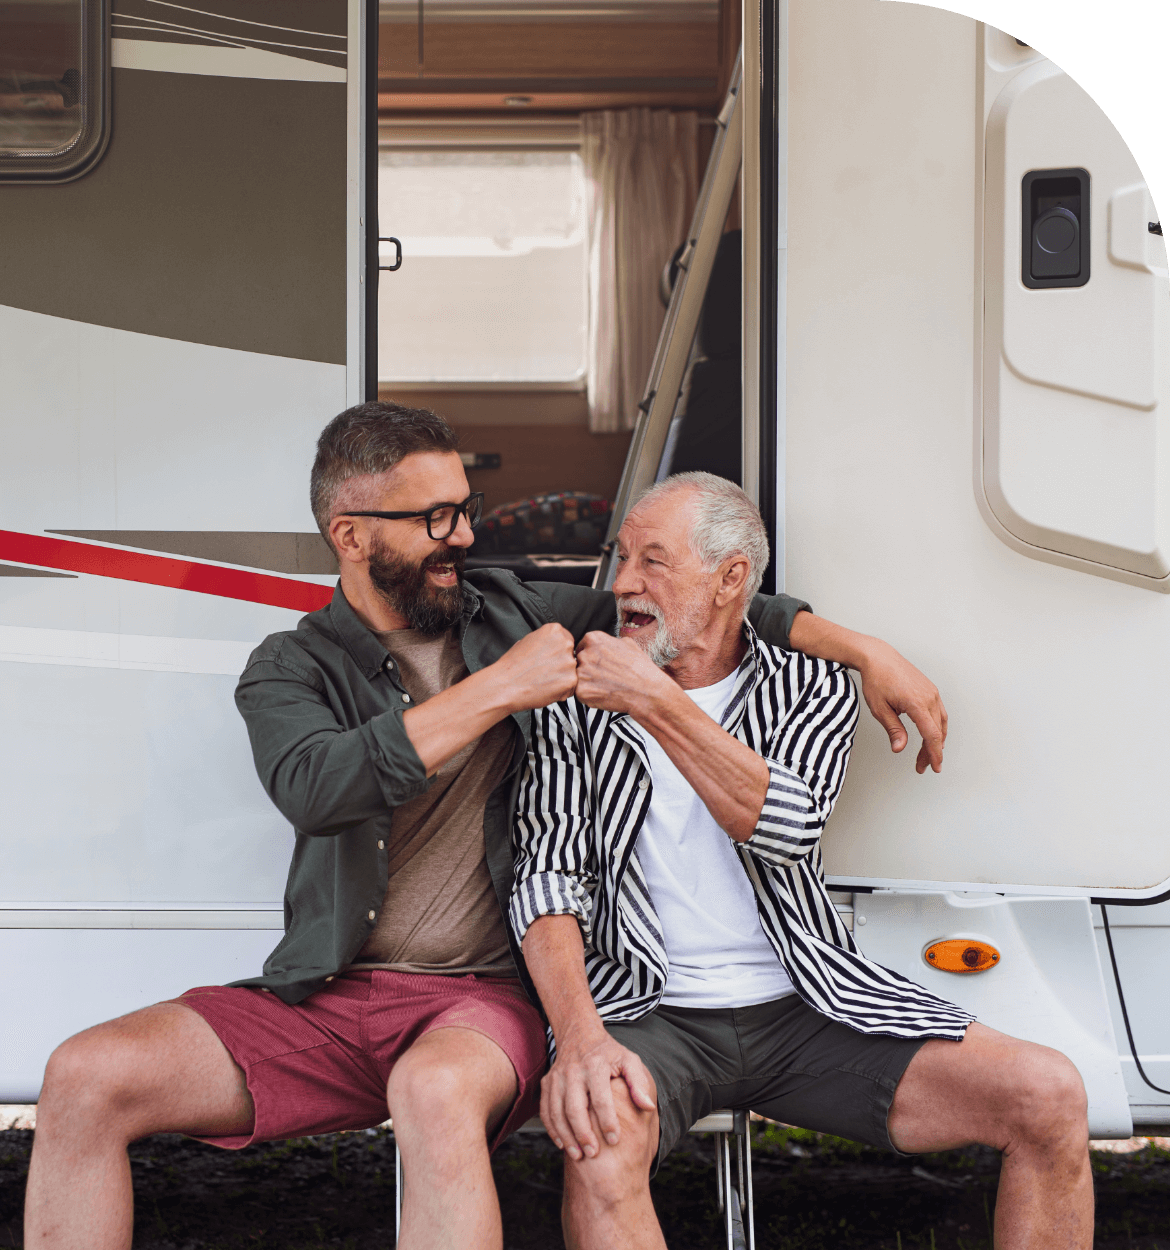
left=634, top=669, right=796, bottom=1009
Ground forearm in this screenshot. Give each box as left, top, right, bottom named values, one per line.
left=523, top=914, right=609, bottom=1047
left=633, top=684, right=768, bottom=843
left=402, top=662, right=515, bottom=775
left=786, top=610, right=883, bottom=671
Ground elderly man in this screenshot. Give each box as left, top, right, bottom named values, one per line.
left=513, top=472, right=1093, bottom=1250
left=26, top=404, right=951, bottom=1250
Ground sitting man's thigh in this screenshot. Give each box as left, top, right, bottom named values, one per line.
left=608, top=997, right=927, bottom=1166
left=39, top=1001, right=254, bottom=1142
left=887, top=1021, right=1088, bottom=1155
left=730, top=998, right=926, bottom=1153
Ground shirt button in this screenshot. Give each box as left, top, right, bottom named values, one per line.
left=368, top=910, right=376, bottom=920
left=378, top=839, right=385, bottom=850
left=402, top=693, right=411, bottom=703
left=638, top=777, right=649, bottom=790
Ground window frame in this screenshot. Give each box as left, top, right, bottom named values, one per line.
left=377, top=119, right=588, bottom=389
left=0, top=0, right=111, bottom=184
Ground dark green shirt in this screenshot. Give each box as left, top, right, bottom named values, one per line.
left=232, top=572, right=809, bottom=1004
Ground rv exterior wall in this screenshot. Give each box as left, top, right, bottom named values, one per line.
left=783, top=0, right=1170, bottom=899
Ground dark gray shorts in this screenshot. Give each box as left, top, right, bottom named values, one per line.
left=606, top=994, right=928, bottom=1171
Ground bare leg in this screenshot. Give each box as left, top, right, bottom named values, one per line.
left=561, top=1076, right=665, bottom=1250
left=386, top=1026, right=520, bottom=1250
left=889, top=1022, right=1092, bottom=1249
left=25, top=1002, right=254, bottom=1250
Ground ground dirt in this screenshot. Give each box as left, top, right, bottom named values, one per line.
left=2, top=1123, right=1168, bottom=1248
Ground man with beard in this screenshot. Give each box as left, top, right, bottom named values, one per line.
left=25, top=404, right=952, bottom=1250
left=513, top=472, right=1092, bottom=1250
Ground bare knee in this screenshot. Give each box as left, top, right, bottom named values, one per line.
left=388, top=1053, right=475, bottom=1138
left=1001, top=1045, right=1088, bottom=1154
left=564, top=1080, right=657, bottom=1211
left=38, top=1028, right=142, bottom=1138
left=38, top=1004, right=213, bottom=1142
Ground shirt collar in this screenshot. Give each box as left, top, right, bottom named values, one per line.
left=325, top=578, right=484, bottom=681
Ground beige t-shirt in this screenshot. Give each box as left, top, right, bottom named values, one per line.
left=349, top=626, right=518, bottom=977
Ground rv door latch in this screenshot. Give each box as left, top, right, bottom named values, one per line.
left=379, top=237, right=403, bottom=272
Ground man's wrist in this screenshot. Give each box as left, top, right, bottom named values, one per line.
left=476, top=655, right=523, bottom=718
left=555, top=1012, right=611, bottom=1057
left=628, top=668, right=689, bottom=730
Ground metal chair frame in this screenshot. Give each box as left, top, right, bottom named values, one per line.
left=392, top=1109, right=754, bottom=1249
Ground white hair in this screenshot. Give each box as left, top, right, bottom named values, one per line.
left=632, top=472, right=770, bottom=610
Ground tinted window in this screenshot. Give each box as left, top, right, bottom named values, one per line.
left=0, top=0, right=107, bottom=181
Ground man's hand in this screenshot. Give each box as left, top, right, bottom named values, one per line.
left=786, top=612, right=948, bottom=774
left=494, top=622, right=579, bottom=712
left=856, top=639, right=948, bottom=774
left=574, top=631, right=672, bottom=715
left=540, top=1026, right=656, bottom=1161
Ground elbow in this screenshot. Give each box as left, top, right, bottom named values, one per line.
left=728, top=811, right=762, bottom=844
left=262, top=769, right=372, bottom=837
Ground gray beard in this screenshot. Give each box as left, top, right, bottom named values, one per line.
left=614, top=597, right=680, bottom=669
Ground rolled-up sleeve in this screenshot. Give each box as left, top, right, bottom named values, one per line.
left=235, top=656, right=429, bottom=835
left=745, top=659, right=859, bottom=868
left=509, top=701, right=598, bottom=944
left=747, top=591, right=811, bottom=651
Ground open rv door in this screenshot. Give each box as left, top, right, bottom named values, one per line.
left=0, top=0, right=376, bottom=1100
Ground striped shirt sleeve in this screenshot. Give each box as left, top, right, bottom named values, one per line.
left=745, top=658, right=859, bottom=868
left=509, top=699, right=598, bottom=944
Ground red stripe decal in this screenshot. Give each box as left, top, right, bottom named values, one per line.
left=0, top=530, right=333, bottom=613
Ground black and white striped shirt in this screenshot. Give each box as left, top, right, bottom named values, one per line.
left=509, top=626, right=973, bottom=1041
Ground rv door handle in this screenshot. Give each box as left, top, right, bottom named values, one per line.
left=379, top=237, right=402, bottom=272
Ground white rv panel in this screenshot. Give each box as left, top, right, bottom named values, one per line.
left=857, top=892, right=1132, bottom=1138
left=783, top=0, right=1170, bottom=898
left=0, top=307, right=346, bottom=543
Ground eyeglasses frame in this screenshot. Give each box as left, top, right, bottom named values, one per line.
left=337, top=492, right=485, bottom=541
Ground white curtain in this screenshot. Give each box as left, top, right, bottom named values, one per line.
left=581, top=109, right=700, bottom=434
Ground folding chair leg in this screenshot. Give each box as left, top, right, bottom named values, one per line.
left=732, top=1111, right=753, bottom=1250
left=394, top=1139, right=404, bottom=1241
left=743, top=1115, right=755, bottom=1250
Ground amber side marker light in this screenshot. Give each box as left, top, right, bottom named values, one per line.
left=923, top=939, right=1000, bottom=973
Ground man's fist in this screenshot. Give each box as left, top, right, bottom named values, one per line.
left=497, top=623, right=578, bottom=711
left=574, top=631, right=670, bottom=715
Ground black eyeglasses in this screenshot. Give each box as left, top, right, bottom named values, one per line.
left=339, top=492, right=484, bottom=541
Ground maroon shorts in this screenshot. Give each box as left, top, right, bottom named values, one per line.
left=173, top=970, right=547, bottom=1151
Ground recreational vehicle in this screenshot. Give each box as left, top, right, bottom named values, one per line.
left=1, top=0, right=1167, bottom=1193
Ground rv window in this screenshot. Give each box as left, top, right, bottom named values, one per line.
left=378, top=148, right=587, bottom=384
left=0, top=0, right=107, bottom=182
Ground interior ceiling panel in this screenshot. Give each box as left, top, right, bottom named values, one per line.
left=377, top=0, right=724, bottom=110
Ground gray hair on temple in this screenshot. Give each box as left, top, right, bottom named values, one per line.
left=634, top=471, right=770, bottom=609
